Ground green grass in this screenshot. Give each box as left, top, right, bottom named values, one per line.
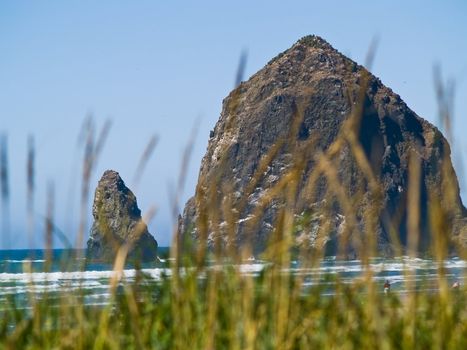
left=0, top=264, right=465, bottom=349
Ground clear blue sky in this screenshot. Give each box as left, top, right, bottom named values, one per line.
left=1, top=1, right=466, bottom=248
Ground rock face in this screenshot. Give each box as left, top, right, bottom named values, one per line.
left=181, top=35, right=466, bottom=257
left=86, top=170, right=158, bottom=262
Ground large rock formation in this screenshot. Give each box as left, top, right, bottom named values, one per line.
left=86, top=170, right=158, bottom=262
left=181, top=35, right=467, bottom=257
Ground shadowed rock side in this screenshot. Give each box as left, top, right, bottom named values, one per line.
left=181, top=35, right=467, bottom=257
left=86, top=170, right=158, bottom=262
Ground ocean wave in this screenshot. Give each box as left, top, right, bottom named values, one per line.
left=237, top=263, right=267, bottom=274
left=0, top=268, right=171, bottom=283
left=0, top=259, right=463, bottom=297
left=0, top=282, right=109, bottom=296
left=285, top=258, right=466, bottom=275
left=2, top=259, right=46, bottom=263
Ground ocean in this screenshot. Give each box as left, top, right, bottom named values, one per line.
left=0, top=248, right=465, bottom=308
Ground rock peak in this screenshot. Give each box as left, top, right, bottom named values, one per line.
left=296, top=35, right=333, bottom=49
left=86, top=169, right=158, bottom=262
left=266, top=34, right=349, bottom=69
left=101, top=169, right=120, bottom=179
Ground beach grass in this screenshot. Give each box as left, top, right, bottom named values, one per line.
left=0, top=260, right=465, bottom=349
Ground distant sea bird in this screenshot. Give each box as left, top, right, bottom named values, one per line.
left=452, top=280, right=460, bottom=290
left=384, top=280, right=391, bottom=293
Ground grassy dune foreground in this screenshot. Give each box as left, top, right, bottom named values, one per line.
left=0, top=261, right=465, bottom=349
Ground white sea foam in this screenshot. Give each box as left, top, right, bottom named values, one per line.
left=1, top=258, right=463, bottom=285
left=86, top=293, right=111, bottom=299
left=4, top=259, right=46, bottom=263
left=0, top=257, right=464, bottom=301
left=0, top=268, right=171, bottom=283
left=238, top=263, right=267, bottom=274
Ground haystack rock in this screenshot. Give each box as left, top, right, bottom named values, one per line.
left=86, top=170, right=158, bottom=262
left=181, top=35, right=467, bottom=257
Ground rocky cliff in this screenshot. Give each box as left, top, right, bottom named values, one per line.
left=86, top=170, right=158, bottom=262
left=181, top=35, right=466, bottom=257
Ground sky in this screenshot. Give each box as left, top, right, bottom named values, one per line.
left=0, top=0, right=466, bottom=249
